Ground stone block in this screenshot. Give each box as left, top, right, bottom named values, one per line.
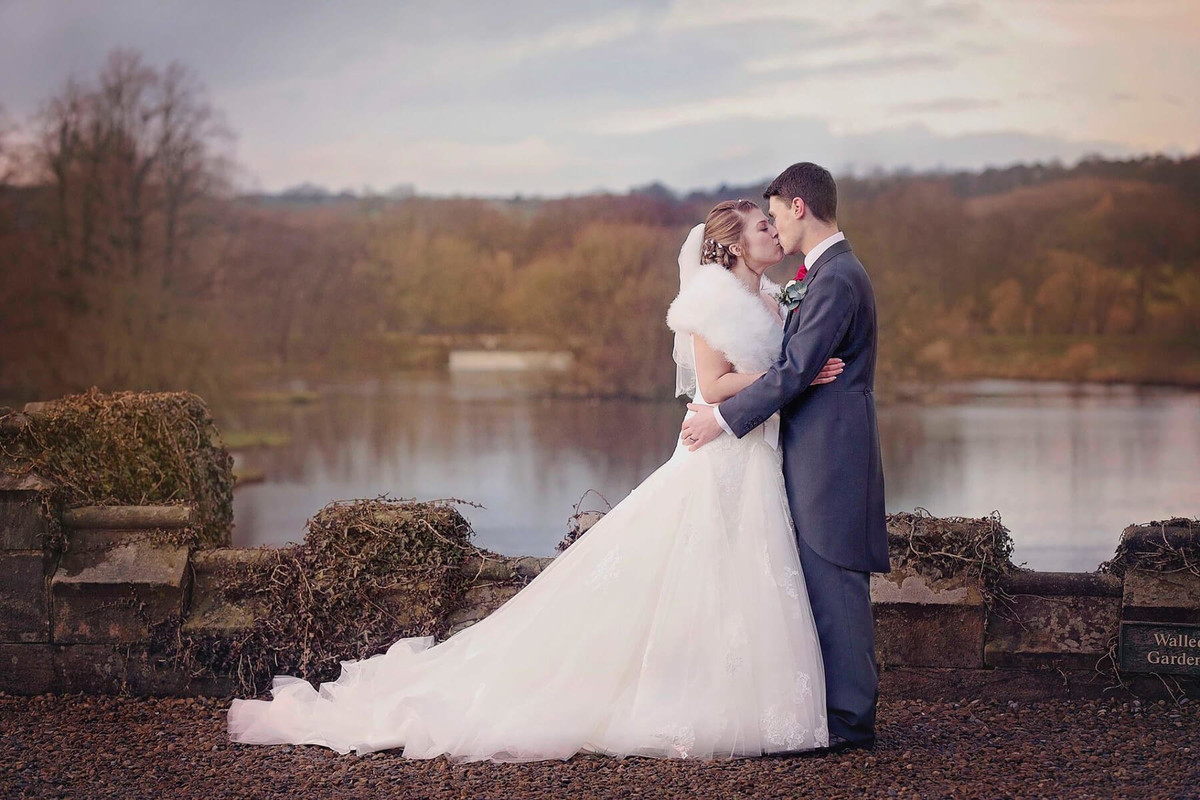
left=512, top=555, right=553, bottom=580
left=54, top=644, right=186, bottom=695
left=0, top=643, right=56, bottom=694
left=460, top=552, right=555, bottom=582
left=1123, top=569, right=1200, bottom=624
left=0, top=552, right=51, bottom=642
left=51, top=541, right=189, bottom=644
left=986, top=595, right=1121, bottom=669
left=444, top=618, right=480, bottom=638
left=181, top=548, right=268, bottom=635
left=986, top=571, right=1122, bottom=670
left=462, top=581, right=522, bottom=609
left=0, top=467, right=55, bottom=493
left=65, top=527, right=169, bottom=551
left=875, top=604, right=986, bottom=668
left=0, top=489, right=53, bottom=550
left=871, top=567, right=986, bottom=668
left=178, top=674, right=239, bottom=697
left=444, top=582, right=523, bottom=637
left=870, top=568, right=985, bottom=606
left=62, top=505, right=193, bottom=530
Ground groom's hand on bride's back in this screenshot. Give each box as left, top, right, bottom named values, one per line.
left=680, top=358, right=844, bottom=451
left=681, top=405, right=724, bottom=450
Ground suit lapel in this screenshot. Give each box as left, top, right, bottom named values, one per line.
left=785, top=239, right=852, bottom=329
left=804, top=239, right=851, bottom=286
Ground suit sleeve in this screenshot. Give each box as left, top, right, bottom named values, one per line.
left=717, top=273, right=856, bottom=438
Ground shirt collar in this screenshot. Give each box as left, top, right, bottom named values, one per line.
left=804, top=231, right=846, bottom=269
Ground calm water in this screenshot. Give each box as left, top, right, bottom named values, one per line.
left=228, top=375, right=1200, bottom=572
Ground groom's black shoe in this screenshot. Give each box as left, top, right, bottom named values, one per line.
left=809, top=734, right=875, bottom=756
left=767, top=734, right=876, bottom=759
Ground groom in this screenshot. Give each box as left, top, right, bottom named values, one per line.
left=681, top=162, right=889, bottom=752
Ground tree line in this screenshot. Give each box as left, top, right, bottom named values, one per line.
left=2, top=50, right=1198, bottom=405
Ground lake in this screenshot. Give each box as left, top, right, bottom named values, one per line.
left=227, top=375, right=1200, bottom=572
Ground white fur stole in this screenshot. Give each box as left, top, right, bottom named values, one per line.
left=666, top=266, right=782, bottom=373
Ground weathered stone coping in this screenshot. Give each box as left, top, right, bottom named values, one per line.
left=985, top=573, right=1123, bottom=671
left=61, top=505, right=194, bottom=530
left=460, top=552, right=555, bottom=582
left=1116, top=522, right=1200, bottom=555
left=870, top=569, right=983, bottom=606
left=998, top=570, right=1123, bottom=597
left=0, top=468, right=54, bottom=492
left=2, top=497, right=1198, bottom=699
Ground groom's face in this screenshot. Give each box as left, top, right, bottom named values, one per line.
left=768, top=196, right=803, bottom=256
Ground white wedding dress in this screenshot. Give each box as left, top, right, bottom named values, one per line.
left=228, top=258, right=828, bottom=761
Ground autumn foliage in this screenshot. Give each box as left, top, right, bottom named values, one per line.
left=2, top=51, right=1199, bottom=404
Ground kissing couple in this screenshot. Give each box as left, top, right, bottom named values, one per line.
left=229, top=162, right=890, bottom=761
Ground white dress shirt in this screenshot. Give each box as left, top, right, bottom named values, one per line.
left=711, top=231, right=846, bottom=435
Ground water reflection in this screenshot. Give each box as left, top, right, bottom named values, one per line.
left=879, top=382, right=1200, bottom=569
left=229, top=377, right=1200, bottom=572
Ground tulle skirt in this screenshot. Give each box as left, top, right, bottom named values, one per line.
left=228, top=422, right=827, bottom=761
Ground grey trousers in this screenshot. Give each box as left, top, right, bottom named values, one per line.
left=795, top=534, right=879, bottom=744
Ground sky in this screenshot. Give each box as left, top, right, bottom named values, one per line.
left=1, top=0, right=1197, bottom=196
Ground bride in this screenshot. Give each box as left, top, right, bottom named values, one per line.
left=227, top=200, right=844, bottom=761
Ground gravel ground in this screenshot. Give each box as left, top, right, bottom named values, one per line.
left=1, top=693, right=1197, bottom=800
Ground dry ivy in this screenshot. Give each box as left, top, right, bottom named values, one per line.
left=166, top=496, right=484, bottom=697
left=556, top=489, right=612, bottom=553
left=1099, top=517, right=1200, bottom=579
left=887, top=508, right=1016, bottom=603
left=0, top=389, right=233, bottom=549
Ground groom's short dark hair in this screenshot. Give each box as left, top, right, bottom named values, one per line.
left=764, top=163, right=837, bottom=223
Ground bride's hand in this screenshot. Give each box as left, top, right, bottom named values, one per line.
left=812, top=358, right=844, bottom=385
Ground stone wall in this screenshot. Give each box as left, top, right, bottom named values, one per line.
left=1, top=467, right=1197, bottom=700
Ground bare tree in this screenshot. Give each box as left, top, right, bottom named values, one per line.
left=154, top=60, right=233, bottom=286
left=0, top=105, right=15, bottom=188
left=34, top=49, right=231, bottom=285
left=25, top=48, right=235, bottom=392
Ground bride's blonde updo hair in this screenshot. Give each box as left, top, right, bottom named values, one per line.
left=701, top=199, right=759, bottom=269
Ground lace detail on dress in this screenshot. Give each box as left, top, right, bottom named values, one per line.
left=587, top=546, right=621, bottom=589
left=709, top=433, right=751, bottom=487
left=760, top=705, right=809, bottom=751
left=724, top=623, right=749, bottom=675
left=793, top=671, right=813, bottom=701
left=700, top=430, right=757, bottom=532
left=654, top=723, right=697, bottom=758
left=759, top=540, right=774, bottom=577
left=781, top=566, right=800, bottom=599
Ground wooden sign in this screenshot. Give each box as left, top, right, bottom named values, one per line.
left=1119, top=621, right=1200, bottom=675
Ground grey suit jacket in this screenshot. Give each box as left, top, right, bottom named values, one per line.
left=717, top=240, right=889, bottom=573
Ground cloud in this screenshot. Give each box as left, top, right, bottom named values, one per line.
left=587, top=90, right=801, bottom=136
left=658, top=0, right=824, bottom=31
left=745, top=52, right=950, bottom=76
left=888, top=97, right=1002, bottom=114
